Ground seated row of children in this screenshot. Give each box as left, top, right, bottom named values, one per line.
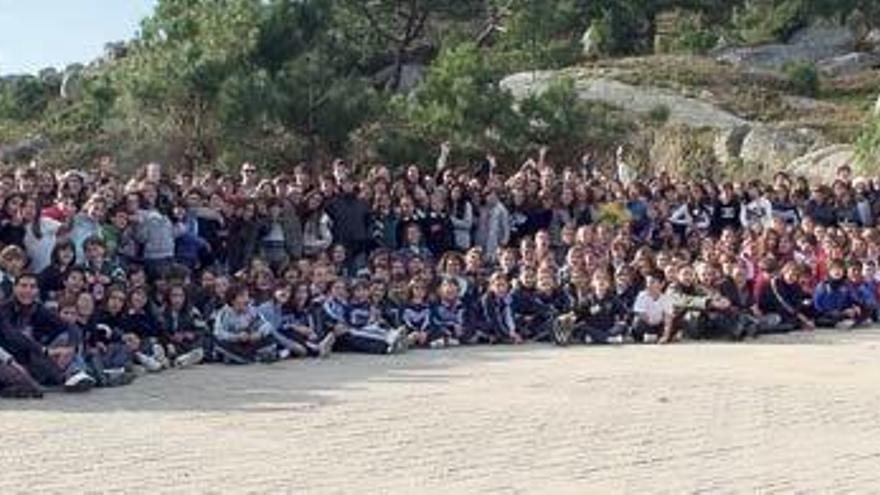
left=4, top=234, right=875, bottom=396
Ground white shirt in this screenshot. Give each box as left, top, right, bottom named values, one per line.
left=24, top=217, right=62, bottom=273
left=633, top=290, right=673, bottom=326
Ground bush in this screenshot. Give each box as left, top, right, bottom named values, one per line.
left=857, top=116, right=880, bottom=173
left=670, top=23, right=719, bottom=55
left=647, top=104, right=671, bottom=124
left=784, top=62, right=820, bottom=97
left=732, top=0, right=807, bottom=45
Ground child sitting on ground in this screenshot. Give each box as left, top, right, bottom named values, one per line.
left=277, top=282, right=334, bottom=358
left=631, top=271, right=673, bottom=344
left=401, top=277, right=442, bottom=348
left=159, top=284, right=208, bottom=368
left=432, top=277, right=465, bottom=346
left=813, top=259, right=863, bottom=329
left=554, top=270, right=627, bottom=346
left=477, top=272, right=524, bottom=345
left=212, top=285, right=279, bottom=364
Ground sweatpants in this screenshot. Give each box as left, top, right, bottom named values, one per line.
left=814, top=310, right=861, bottom=328
left=214, top=336, right=279, bottom=364
left=86, top=343, right=134, bottom=387
left=334, top=328, right=391, bottom=355
left=680, top=311, right=740, bottom=340
left=516, top=313, right=556, bottom=342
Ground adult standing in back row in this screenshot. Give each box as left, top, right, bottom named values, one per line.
left=325, top=175, right=371, bottom=275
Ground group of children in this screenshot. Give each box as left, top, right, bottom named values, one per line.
left=0, top=154, right=878, bottom=399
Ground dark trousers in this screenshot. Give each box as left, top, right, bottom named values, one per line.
left=214, top=336, right=277, bottom=364
left=815, top=310, right=854, bottom=328
left=0, top=361, right=43, bottom=396
left=680, top=311, right=739, bottom=340
left=632, top=320, right=663, bottom=342
left=572, top=322, right=626, bottom=344
left=335, top=329, right=389, bottom=355
left=0, top=328, right=64, bottom=386
left=516, top=313, right=556, bottom=342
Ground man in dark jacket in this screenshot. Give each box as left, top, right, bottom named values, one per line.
left=326, top=176, right=372, bottom=274
left=0, top=274, right=95, bottom=397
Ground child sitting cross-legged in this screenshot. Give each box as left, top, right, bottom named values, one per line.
left=212, top=284, right=280, bottom=364
left=431, top=277, right=466, bottom=346
left=323, top=279, right=406, bottom=355
left=813, top=258, right=863, bottom=329
left=553, top=270, right=628, bottom=346
left=476, top=272, right=524, bottom=345
left=400, top=277, right=444, bottom=348
left=631, top=271, right=674, bottom=344
left=159, top=284, right=208, bottom=368
left=276, top=282, right=335, bottom=359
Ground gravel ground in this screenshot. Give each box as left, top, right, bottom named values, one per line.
left=3, top=329, right=880, bottom=494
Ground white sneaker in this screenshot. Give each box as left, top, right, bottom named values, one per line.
left=278, top=348, right=292, bottom=360
left=152, top=344, right=170, bottom=369
left=174, top=348, right=205, bottom=368
left=583, top=335, right=593, bottom=344
left=446, top=337, right=461, bottom=347
left=643, top=334, right=659, bottom=344
left=836, top=319, right=856, bottom=330
left=136, top=352, right=163, bottom=373
left=64, top=371, right=96, bottom=392
left=318, top=333, right=335, bottom=359
left=429, top=339, right=446, bottom=349
left=607, top=335, right=624, bottom=345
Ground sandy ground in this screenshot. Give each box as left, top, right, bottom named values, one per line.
left=3, top=329, right=880, bottom=494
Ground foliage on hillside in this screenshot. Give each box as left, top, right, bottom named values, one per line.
left=0, top=0, right=877, bottom=172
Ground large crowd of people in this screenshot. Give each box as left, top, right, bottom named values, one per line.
left=0, top=144, right=876, bottom=398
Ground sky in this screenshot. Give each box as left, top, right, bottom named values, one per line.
left=0, top=0, right=157, bottom=75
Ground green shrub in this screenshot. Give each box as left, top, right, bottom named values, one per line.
left=670, top=22, right=719, bottom=55
left=857, top=116, right=880, bottom=173
left=648, top=104, right=671, bottom=124
left=732, top=0, right=807, bottom=45
left=784, top=62, right=820, bottom=97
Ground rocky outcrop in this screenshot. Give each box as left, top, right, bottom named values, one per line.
left=817, top=52, right=880, bottom=77
left=0, top=136, right=49, bottom=163
left=716, top=21, right=856, bottom=70
left=501, top=67, right=841, bottom=177
left=786, top=144, right=856, bottom=182
left=501, top=70, right=747, bottom=129
left=739, top=125, right=828, bottom=171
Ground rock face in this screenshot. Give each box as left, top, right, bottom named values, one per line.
left=717, top=22, right=856, bottom=70
left=787, top=144, right=856, bottom=182
left=863, top=28, right=880, bottom=52
left=501, top=68, right=839, bottom=177
left=817, top=52, right=880, bottom=77
left=0, top=136, right=49, bottom=163
left=739, top=125, right=827, bottom=171
left=501, top=70, right=747, bottom=129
